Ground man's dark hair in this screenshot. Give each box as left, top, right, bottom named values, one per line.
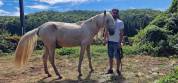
left=111, top=8, right=120, bottom=19
left=112, top=9, right=119, bottom=14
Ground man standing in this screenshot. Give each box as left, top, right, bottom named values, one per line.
left=104, top=9, right=124, bottom=75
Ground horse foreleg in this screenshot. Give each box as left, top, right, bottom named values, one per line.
left=86, top=45, right=94, bottom=72
left=43, top=47, right=51, bottom=77
left=48, top=47, right=62, bottom=79
left=78, top=45, right=86, bottom=76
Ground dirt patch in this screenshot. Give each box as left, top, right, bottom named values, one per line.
left=0, top=55, right=177, bottom=83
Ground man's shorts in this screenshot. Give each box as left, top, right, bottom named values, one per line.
left=107, top=41, right=120, bottom=59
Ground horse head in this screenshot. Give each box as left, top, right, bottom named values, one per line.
left=102, top=11, right=115, bottom=35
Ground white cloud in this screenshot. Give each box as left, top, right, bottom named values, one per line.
left=26, top=5, right=49, bottom=10
left=129, top=7, right=136, bottom=9
left=0, top=0, right=4, bottom=7
left=0, top=7, right=20, bottom=16
left=0, top=9, right=10, bottom=16
left=38, top=0, right=89, bottom=5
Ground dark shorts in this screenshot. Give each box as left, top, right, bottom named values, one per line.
left=107, top=41, right=120, bottom=59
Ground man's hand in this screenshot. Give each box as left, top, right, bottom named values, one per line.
left=119, top=29, right=124, bottom=48
left=119, top=41, right=124, bottom=48
left=103, top=39, right=108, bottom=46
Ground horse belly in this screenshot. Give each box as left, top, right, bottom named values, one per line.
left=56, top=28, right=86, bottom=47
left=57, top=38, right=81, bottom=47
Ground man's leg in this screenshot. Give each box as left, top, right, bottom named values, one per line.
left=107, top=42, right=114, bottom=74
left=116, top=48, right=121, bottom=70
left=106, top=57, right=114, bottom=74
left=109, top=57, right=113, bottom=70
left=116, top=58, right=121, bottom=75
left=115, top=47, right=122, bottom=76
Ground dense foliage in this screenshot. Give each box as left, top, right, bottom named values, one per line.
left=169, top=0, right=178, bottom=13
left=121, top=9, right=160, bottom=36
left=132, top=0, right=178, bottom=56
left=0, top=30, right=18, bottom=53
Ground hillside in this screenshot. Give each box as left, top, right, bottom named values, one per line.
left=0, top=9, right=160, bottom=36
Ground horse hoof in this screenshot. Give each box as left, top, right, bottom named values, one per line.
left=48, top=74, right=52, bottom=77
left=90, top=69, right=94, bottom=72
left=58, top=76, right=63, bottom=79
left=78, top=74, right=82, bottom=77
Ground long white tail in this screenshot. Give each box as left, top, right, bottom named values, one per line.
left=15, top=28, right=39, bottom=67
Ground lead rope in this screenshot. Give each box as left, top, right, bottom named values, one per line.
left=120, top=47, right=123, bottom=72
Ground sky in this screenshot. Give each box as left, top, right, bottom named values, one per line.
left=0, top=0, right=172, bottom=16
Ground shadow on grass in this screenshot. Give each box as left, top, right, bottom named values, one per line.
left=37, top=71, right=126, bottom=83
left=104, top=74, right=126, bottom=83
left=37, top=71, right=98, bottom=83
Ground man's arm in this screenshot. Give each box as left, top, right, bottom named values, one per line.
left=119, top=22, right=124, bottom=47
left=119, top=29, right=124, bottom=47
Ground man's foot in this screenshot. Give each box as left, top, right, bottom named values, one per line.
left=106, top=69, right=114, bottom=74
left=117, top=69, right=121, bottom=76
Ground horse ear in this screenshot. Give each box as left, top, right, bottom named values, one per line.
left=104, top=10, right=106, bottom=16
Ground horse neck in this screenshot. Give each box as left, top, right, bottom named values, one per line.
left=83, top=15, right=103, bottom=37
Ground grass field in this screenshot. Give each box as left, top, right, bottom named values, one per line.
left=0, top=45, right=177, bottom=83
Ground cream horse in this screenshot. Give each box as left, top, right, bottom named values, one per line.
left=15, top=11, right=115, bottom=79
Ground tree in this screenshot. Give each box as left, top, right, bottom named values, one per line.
left=169, top=0, right=178, bottom=13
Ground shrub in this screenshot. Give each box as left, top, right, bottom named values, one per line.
left=0, top=40, right=13, bottom=53
left=142, top=27, right=168, bottom=46
left=169, top=34, right=178, bottom=54
left=0, top=34, right=44, bottom=53
left=131, top=0, right=178, bottom=56
left=164, top=13, right=178, bottom=34
left=0, top=35, right=19, bottom=53
left=134, top=25, right=168, bottom=44
left=132, top=24, right=175, bottom=56
left=151, top=13, right=169, bottom=28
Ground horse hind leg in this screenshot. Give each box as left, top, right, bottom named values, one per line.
left=86, top=45, right=94, bottom=72
left=78, top=45, right=87, bottom=77
left=48, top=45, right=62, bottom=79
left=42, top=47, right=51, bottom=77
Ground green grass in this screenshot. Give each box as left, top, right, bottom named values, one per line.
left=0, top=52, right=14, bottom=57
left=157, top=66, right=178, bottom=83
left=56, top=47, right=79, bottom=56
left=55, top=45, right=108, bottom=58
left=122, top=45, right=139, bottom=55
left=35, top=45, right=136, bottom=58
